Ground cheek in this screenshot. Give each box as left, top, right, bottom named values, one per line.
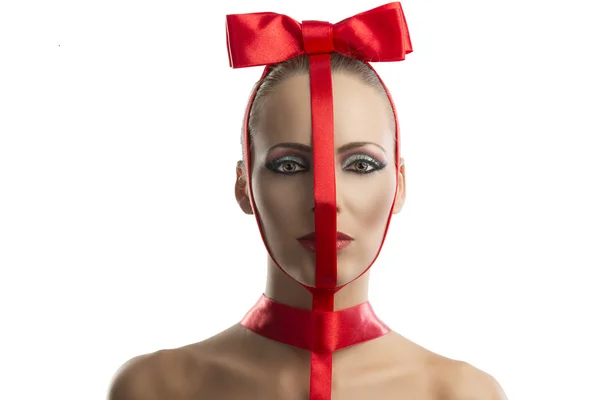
left=344, top=172, right=396, bottom=228
left=252, top=172, right=313, bottom=231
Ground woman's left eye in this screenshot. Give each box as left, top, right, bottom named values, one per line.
left=347, top=160, right=375, bottom=173
left=343, top=155, right=384, bottom=174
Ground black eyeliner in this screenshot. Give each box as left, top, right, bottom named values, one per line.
left=342, top=154, right=387, bottom=174
left=265, top=155, right=309, bottom=174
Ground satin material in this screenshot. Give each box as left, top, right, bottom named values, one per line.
left=226, top=2, right=412, bottom=68
left=225, top=2, right=412, bottom=399
left=306, top=49, right=338, bottom=399
left=308, top=52, right=337, bottom=291
left=240, top=294, right=391, bottom=353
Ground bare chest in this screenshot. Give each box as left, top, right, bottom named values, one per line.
left=170, top=327, right=443, bottom=400
left=179, top=360, right=439, bottom=400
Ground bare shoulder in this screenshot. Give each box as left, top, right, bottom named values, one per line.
left=434, top=358, right=508, bottom=400
left=107, top=325, right=241, bottom=400
left=107, top=348, right=197, bottom=400
left=107, top=335, right=229, bottom=400
left=107, top=351, right=168, bottom=400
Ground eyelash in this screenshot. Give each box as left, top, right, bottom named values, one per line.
left=265, top=156, right=308, bottom=174
left=266, top=154, right=386, bottom=175
left=343, top=154, right=385, bottom=174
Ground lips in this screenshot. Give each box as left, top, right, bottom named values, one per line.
left=297, top=231, right=354, bottom=241
left=297, top=232, right=353, bottom=253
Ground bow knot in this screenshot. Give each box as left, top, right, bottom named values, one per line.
left=226, top=1, right=412, bottom=68
left=302, top=20, right=335, bottom=55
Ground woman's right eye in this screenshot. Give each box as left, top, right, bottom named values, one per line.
left=266, top=157, right=308, bottom=174
left=277, top=161, right=305, bottom=173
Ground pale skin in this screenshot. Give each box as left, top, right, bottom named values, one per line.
left=108, top=73, right=508, bottom=400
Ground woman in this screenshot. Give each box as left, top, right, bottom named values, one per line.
left=108, top=3, right=508, bottom=399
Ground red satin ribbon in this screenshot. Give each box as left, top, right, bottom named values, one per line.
left=226, top=2, right=412, bottom=68
left=308, top=52, right=337, bottom=291
left=226, top=2, right=412, bottom=399
left=308, top=47, right=337, bottom=399
left=241, top=294, right=391, bottom=353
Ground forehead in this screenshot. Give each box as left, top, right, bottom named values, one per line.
left=253, top=73, right=394, bottom=152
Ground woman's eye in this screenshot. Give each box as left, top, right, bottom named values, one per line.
left=267, top=154, right=384, bottom=175
left=277, top=161, right=305, bottom=173
left=346, top=160, right=375, bottom=173
left=266, top=156, right=308, bottom=174
left=343, top=155, right=385, bottom=174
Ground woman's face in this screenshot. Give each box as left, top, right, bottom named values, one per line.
left=237, top=73, right=405, bottom=286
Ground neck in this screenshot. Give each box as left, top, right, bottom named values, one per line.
left=263, top=256, right=371, bottom=311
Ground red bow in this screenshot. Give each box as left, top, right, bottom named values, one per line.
left=226, top=2, right=413, bottom=68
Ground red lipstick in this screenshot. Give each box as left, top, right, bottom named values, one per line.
left=297, top=232, right=354, bottom=252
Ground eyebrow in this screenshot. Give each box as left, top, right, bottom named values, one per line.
left=267, top=141, right=387, bottom=155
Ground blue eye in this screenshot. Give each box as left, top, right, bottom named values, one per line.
left=266, top=156, right=308, bottom=174
left=343, top=154, right=386, bottom=174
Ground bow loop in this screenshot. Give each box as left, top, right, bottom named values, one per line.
left=226, top=12, right=303, bottom=68
left=226, top=1, right=412, bottom=68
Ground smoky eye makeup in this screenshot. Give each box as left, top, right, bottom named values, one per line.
left=342, top=153, right=388, bottom=174
left=264, top=155, right=309, bottom=174
left=263, top=143, right=388, bottom=175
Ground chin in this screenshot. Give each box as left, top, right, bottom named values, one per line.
left=337, top=262, right=370, bottom=286
left=274, top=244, right=376, bottom=287
left=300, top=259, right=371, bottom=287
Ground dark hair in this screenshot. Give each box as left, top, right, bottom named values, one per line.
left=241, top=52, right=396, bottom=172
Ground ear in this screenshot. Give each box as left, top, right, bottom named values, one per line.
left=392, top=157, right=406, bottom=214
left=235, top=160, right=254, bottom=215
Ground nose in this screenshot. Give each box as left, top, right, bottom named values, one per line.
left=311, top=172, right=342, bottom=214
left=311, top=191, right=341, bottom=214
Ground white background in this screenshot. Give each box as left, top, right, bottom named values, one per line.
left=1, top=0, right=599, bottom=399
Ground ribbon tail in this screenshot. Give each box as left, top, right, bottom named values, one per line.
left=309, top=351, right=333, bottom=400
